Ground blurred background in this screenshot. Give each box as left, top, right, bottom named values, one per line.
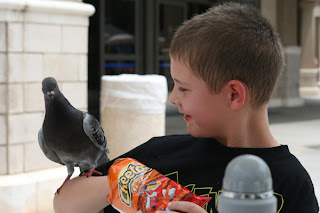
left=1, top=0, right=320, bottom=212
left=86, top=0, right=317, bottom=119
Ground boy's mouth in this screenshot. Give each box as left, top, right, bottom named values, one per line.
left=183, top=114, right=192, bottom=122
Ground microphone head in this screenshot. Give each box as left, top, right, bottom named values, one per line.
left=217, top=154, right=277, bottom=213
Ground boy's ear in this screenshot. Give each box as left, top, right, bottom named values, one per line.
left=226, top=80, right=247, bottom=111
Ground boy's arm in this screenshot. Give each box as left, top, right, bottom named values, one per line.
left=53, top=175, right=110, bottom=213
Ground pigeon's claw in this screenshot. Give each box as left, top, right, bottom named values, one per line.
left=55, top=174, right=72, bottom=195
left=81, top=166, right=102, bottom=177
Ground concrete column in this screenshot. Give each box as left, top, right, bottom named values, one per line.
left=276, top=0, right=298, bottom=46
left=261, top=0, right=303, bottom=107
left=0, top=0, right=94, bottom=212
left=270, top=46, right=304, bottom=107
left=300, top=0, right=320, bottom=96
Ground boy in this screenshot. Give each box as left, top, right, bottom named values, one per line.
left=54, top=3, right=318, bottom=213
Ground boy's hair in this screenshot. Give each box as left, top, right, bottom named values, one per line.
left=169, top=2, right=284, bottom=109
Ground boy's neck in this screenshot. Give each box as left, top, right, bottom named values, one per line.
left=222, top=107, right=280, bottom=148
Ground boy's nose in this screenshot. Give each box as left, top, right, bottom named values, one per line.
left=169, top=90, right=178, bottom=105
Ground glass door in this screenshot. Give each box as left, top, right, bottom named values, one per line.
left=156, top=1, right=187, bottom=90
left=104, top=0, right=143, bottom=75
left=155, top=0, right=213, bottom=91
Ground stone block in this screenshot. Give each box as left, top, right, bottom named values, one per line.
left=24, top=83, right=45, bottom=112
left=31, top=172, right=62, bottom=212
left=300, top=87, right=320, bottom=96
left=0, top=174, right=37, bottom=212
left=25, top=12, right=51, bottom=24
left=25, top=12, right=89, bottom=26
left=0, top=9, right=23, bottom=22
left=8, top=53, right=44, bottom=83
left=79, top=54, right=88, bottom=81
left=8, top=23, right=23, bottom=52
left=60, top=82, right=87, bottom=109
left=62, top=26, right=88, bottom=53
left=25, top=142, right=58, bottom=172
left=283, top=46, right=301, bottom=99
left=8, top=144, right=24, bottom=174
left=52, top=14, right=89, bottom=26
left=0, top=115, right=6, bottom=145
left=36, top=178, right=60, bottom=213
left=24, top=54, right=44, bottom=82
left=8, top=53, right=23, bottom=83
left=8, top=83, right=24, bottom=113
left=8, top=113, right=43, bottom=144
left=0, top=84, right=7, bottom=113
left=300, top=68, right=318, bottom=87
left=0, top=53, right=8, bottom=83
left=0, top=23, right=6, bottom=52
left=286, top=79, right=300, bottom=98
left=268, top=98, right=283, bottom=108
left=24, top=24, right=61, bottom=53
left=0, top=166, right=80, bottom=213
left=284, top=97, right=304, bottom=107
left=43, top=54, right=81, bottom=81
left=0, top=146, right=7, bottom=174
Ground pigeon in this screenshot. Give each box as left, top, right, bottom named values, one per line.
left=38, top=77, right=110, bottom=194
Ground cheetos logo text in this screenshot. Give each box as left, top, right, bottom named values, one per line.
left=118, top=163, right=152, bottom=206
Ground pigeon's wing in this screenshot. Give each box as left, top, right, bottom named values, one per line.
left=38, top=127, right=64, bottom=165
left=83, top=112, right=109, bottom=153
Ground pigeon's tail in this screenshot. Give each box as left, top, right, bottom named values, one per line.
left=97, top=152, right=110, bottom=167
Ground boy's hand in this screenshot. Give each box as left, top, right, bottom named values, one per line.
left=156, top=201, right=207, bottom=213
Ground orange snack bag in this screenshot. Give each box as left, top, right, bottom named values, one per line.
left=107, top=157, right=212, bottom=213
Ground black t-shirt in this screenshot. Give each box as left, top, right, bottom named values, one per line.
left=97, top=134, right=319, bottom=213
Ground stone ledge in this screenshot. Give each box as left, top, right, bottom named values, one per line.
left=269, top=97, right=305, bottom=108
left=300, top=87, right=320, bottom=96
left=0, top=0, right=95, bottom=17
left=0, top=166, right=80, bottom=213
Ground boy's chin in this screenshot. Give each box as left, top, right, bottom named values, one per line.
left=187, top=127, right=209, bottom=138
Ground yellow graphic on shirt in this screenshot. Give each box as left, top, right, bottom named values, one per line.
left=164, top=171, right=284, bottom=213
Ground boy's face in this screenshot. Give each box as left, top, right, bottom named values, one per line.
left=169, top=58, right=229, bottom=138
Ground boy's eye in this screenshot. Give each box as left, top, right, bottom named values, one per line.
left=178, top=87, right=187, bottom=92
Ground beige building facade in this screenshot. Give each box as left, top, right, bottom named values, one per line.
left=262, top=0, right=302, bottom=107
left=300, top=0, right=320, bottom=96
left=263, top=0, right=320, bottom=101
left=0, top=0, right=94, bottom=212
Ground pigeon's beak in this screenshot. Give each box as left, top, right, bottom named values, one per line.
left=47, top=91, right=55, bottom=100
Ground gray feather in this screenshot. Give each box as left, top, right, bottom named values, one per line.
left=38, top=127, right=64, bottom=165
left=83, top=112, right=109, bottom=153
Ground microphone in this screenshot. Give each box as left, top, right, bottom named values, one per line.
left=217, top=154, right=277, bottom=213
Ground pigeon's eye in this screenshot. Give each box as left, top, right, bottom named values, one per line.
left=54, top=83, right=57, bottom=88
left=42, top=86, right=45, bottom=90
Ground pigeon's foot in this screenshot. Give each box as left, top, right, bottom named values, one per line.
left=55, top=174, right=72, bottom=195
left=81, top=166, right=102, bottom=177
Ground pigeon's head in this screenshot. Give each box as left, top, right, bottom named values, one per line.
left=42, top=77, right=60, bottom=101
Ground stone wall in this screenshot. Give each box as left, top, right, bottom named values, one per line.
left=0, top=0, right=94, bottom=175
left=0, top=0, right=94, bottom=212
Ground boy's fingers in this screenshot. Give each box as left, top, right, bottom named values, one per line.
left=166, top=201, right=206, bottom=213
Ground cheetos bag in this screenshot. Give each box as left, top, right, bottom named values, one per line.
left=107, top=157, right=212, bottom=213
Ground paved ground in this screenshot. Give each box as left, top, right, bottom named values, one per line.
left=165, top=96, right=320, bottom=200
